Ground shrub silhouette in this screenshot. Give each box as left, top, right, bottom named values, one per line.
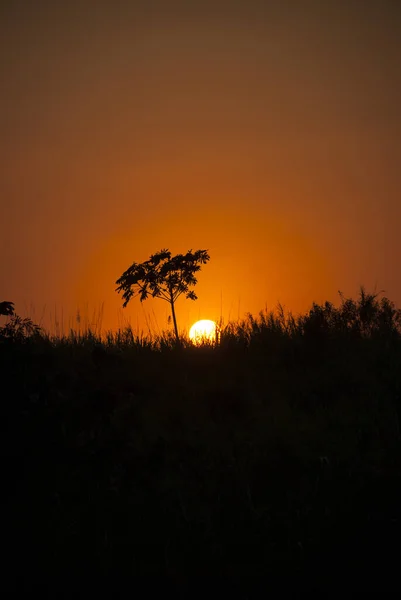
left=0, top=301, right=42, bottom=342
left=0, top=314, right=42, bottom=342
left=0, top=301, right=14, bottom=316
left=297, top=287, right=401, bottom=340
left=116, top=248, right=210, bottom=341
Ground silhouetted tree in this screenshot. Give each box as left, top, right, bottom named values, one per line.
left=115, top=249, right=210, bottom=341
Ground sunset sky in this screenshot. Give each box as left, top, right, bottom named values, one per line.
left=1, top=0, right=400, bottom=335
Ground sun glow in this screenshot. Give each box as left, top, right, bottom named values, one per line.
left=189, top=319, right=217, bottom=344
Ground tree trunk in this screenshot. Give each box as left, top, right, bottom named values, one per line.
left=170, top=296, right=179, bottom=342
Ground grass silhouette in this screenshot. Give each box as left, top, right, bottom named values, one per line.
left=2, top=288, right=401, bottom=595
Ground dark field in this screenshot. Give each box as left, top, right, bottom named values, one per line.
left=3, top=291, right=401, bottom=596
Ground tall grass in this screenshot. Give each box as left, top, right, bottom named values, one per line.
left=7, top=286, right=397, bottom=349
left=2, top=287, right=401, bottom=594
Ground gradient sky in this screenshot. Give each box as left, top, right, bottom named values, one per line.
left=1, top=0, right=400, bottom=334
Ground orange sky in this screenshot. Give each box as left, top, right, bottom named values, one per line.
left=1, top=1, right=400, bottom=335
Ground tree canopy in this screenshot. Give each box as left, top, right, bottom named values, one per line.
left=115, top=249, right=210, bottom=340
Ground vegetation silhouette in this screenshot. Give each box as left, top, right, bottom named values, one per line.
left=0, top=301, right=42, bottom=342
left=2, top=288, right=401, bottom=595
left=115, top=248, right=210, bottom=342
left=0, top=300, right=14, bottom=316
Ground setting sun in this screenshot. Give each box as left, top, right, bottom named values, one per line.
left=189, top=319, right=217, bottom=344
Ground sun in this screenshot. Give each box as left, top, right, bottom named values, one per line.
left=189, top=319, right=217, bottom=344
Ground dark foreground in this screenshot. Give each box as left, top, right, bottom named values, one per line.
left=3, top=298, right=401, bottom=596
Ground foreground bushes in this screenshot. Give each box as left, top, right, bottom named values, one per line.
left=2, top=288, right=401, bottom=594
